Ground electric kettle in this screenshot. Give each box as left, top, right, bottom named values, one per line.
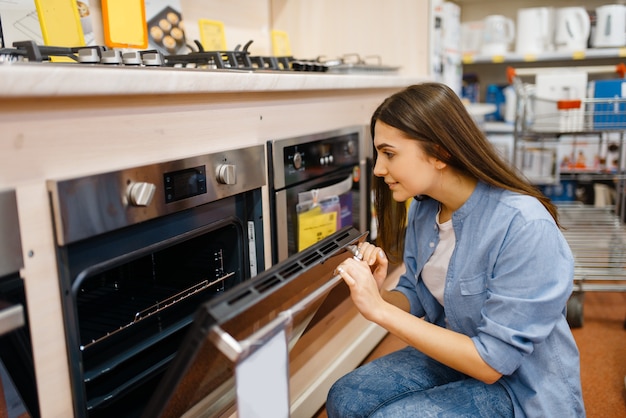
left=592, top=4, right=626, bottom=48
left=515, top=7, right=555, bottom=54
left=481, top=15, right=515, bottom=55
left=554, top=7, right=591, bottom=52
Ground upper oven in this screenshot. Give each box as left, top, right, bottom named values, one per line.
left=267, top=126, right=370, bottom=263
left=47, top=145, right=266, bottom=418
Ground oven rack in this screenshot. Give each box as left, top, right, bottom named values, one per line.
left=559, top=203, right=626, bottom=327
left=77, top=273, right=233, bottom=351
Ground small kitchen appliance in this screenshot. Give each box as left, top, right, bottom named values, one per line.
left=554, top=7, right=591, bottom=52
left=515, top=7, right=555, bottom=55
left=480, top=14, right=515, bottom=55
left=592, top=4, right=626, bottom=48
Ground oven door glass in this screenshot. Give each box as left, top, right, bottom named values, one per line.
left=75, top=220, right=246, bottom=416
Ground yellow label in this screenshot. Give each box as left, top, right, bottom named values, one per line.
left=199, top=19, right=227, bottom=51
left=572, top=51, right=586, bottom=60
left=34, top=0, right=85, bottom=47
left=491, top=55, right=505, bottom=63
left=462, top=54, right=475, bottom=64
left=522, top=54, right=537, bottom=62
left=298, top=206, right=337, bottom=251
left=619, top=48, right=626, bottom=57
left=271, top=30, right=292, bottom=56
left=102, top=0, right=147, bottom=48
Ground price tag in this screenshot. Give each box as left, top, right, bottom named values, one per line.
left=462, top=53, right=475, bottom=64
left=34, top=0, right=84, bottom=47
left=271, top=30, right=292, bottom=56
left=199, top=19, right=227, bottom=51
left=297, top=205, right=337, bottom=251
left=102, top=0, right=148, bottom=49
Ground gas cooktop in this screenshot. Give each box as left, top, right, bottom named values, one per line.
left=0, top=40, right=399, bottom=74
left=0, top=39, right=326, bottom=72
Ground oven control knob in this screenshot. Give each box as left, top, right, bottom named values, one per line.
left=292, top=152, right=303, bottom=170
left=346, top=140, right=356, bottom=156
left=216, top=164, right=237, bottom=185
left=128, top=182, right=156, bottom=207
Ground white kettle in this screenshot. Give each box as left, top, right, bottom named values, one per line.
left=481, top=15, right=515, bottom=55
left=554, top=7, right=591, bottom=52
left=515, top=7, right=555, bottom=55
left=593, top=4, right=626, bottom=48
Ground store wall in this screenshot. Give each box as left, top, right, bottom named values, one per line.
left=179, top=0, right=430, bottom=76
left=269, top=0, right=430, bottom=76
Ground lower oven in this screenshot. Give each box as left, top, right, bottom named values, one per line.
left=47, top=145, right=266, bottom=418
left=267, top=126, right=370, bottom=264
left=0, top=189, right=38, bottom=418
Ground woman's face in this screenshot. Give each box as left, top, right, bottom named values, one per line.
left=373, top=121, right=440, bottom=202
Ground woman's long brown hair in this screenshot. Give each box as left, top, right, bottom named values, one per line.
left=371, top=83, right=560, bottom=263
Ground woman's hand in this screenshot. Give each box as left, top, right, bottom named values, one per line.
left=336, top=243, right=389, bottom=322
left=353, top=242, right=388, bottom=290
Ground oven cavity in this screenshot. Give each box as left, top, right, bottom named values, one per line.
left=76, top=223, right=243, bottom=413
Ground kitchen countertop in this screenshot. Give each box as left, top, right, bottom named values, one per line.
left=0, top=62, right=426, bottom=97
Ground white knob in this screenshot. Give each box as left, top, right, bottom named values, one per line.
left=128, top=182, right=156, bottom=206
left=292, top=152, right=303, bottom=169
left=217, top=164, right=237, bottom=185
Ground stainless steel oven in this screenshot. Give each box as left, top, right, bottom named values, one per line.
left=47, top=145, right=266, bottom=418
left=267, top=126, right=370, bottom=263
left=0, top=189, right=38, bottom=418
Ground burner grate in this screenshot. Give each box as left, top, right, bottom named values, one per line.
left=0, top=39, right=337, bottom=72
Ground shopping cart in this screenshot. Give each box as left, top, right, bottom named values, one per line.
left=507, top=64, right=626, bottom=134
left=507, top=65, right=626, bottom=327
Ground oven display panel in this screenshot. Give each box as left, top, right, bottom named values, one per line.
left=164, top=165, right=207, bottom=203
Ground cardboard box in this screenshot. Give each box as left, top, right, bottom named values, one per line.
left=592, top=79, right=626, bottom=130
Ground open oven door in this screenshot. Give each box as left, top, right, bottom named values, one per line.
left=142, top=226, right=367, bottom=418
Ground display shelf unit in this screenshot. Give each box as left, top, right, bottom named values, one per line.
left=462, top=47, right=626, bottom=65
left=508, top=65, right=626, bottom=327
left=509, top=64, right=626, bottom=196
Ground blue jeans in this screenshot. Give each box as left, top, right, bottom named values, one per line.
left=326, top=346, right=513, bottom=417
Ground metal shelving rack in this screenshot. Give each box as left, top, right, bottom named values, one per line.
left=508, top=65, right=626, bottom=327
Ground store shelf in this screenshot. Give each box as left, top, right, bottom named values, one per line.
left=463, top=48, right=626, bottom=65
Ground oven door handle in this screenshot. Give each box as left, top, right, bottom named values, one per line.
left=209, top=272, right=344, bottom=363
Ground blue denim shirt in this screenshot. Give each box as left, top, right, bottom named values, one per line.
left=394, top=181, right=585, bottom=417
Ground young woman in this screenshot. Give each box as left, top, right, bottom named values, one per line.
left=327, top=83, right=585, bottom=417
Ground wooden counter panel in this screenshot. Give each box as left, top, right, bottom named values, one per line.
left=0, top=87, right=404, bottom=417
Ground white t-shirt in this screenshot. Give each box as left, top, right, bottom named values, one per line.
left=421, top=213, right=455, bottom=306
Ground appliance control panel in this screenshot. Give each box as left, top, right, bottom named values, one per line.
left=271, top=129, right=362, bottom=187
left=270, top=126, right=364, bottom=189
left=47, top=145, right=265, bottom=245
left=164, top=165, right=207, bottom=203
left=285, top=136, right=358, bottom=174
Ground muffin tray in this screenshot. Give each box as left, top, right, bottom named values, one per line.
left=147, top=6, right=187, bottom=55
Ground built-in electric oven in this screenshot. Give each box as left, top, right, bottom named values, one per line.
left=0, top=189, right=38, bottom=418
left=47, top=145, right=266, bottom=417
left=267, top=126, right=371, bottom=264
